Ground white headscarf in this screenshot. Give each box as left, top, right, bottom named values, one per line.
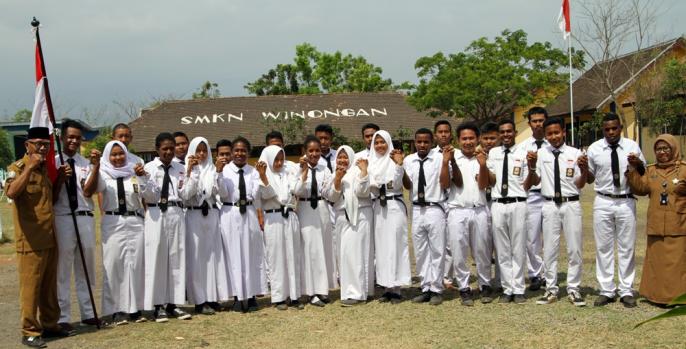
left=336, top=145, right=361, bottom=226
left=100, top=141, right=136, bottom=178
left=185, top=137, right=215, bottom=202
left=258, top=145, right=290, bottom=205
left=367, top=130, right=396, bottom=188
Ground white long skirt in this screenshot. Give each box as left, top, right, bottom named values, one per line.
left=186, top=209, right=231, bottom=305
left=220, top=205, right=267, bottom=301
left=144, top=206, right=186, bottom=309
left=297, top=204, right=332, bottom=296
left=264, top=211, right=302, bottom=303
left=374, top=200, right=411, bottom=288
left=337, top=207, right=375, bottom=300
left=101, top=215, right=145, bottom=316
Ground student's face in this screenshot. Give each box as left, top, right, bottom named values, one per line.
left=305, top=141, right=322, bottom=167
left=336, top=151, right=349, bottom=168
left=175, top=136, right=189, bottom=159
left=267, top=137, right=284, bottom=148
left=654, top=140, right=673, bottom=164
left=434, top=124, right=452, bottom=147
left=112, top=128, right=132, bottom=146
left=415, top=133, right=433, bottom=158
left=195, top=142, right=208, bottom=162
left=373, top=135, right=388, bottom=156
left=232, top=142, right=249, bottom=167
left=362, top=128, right=377, bottom=148
left=602, top=119, right=622, bottom=145
left=63, top=127, right=83, bottom=155
left=315, top=131, right=332, bottom=154
left=157, top=139, right=175, bottom=165
left=545, top=123, right=565, bottom=148
left=110, top=144, right=127, bottom=168
left=273, top=151, right=285, bottom=172
left=217, top=146, right=232, bottom=162
left=528, top=113, right=546, bottom=139
left=499, top=123, right=516, bottom=147
left=458, top=129, right=478, bottom=157
left=480, top=132, right=499, bottom=152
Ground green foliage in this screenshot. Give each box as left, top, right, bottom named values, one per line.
left=12, top=108, right=32, bottom=122
left=260, top=116, right=308, bottom=146
left=578, top=111, right=605, bottom=138
left=409, top=29, right=585, bottom=125
left=634, top=292, right=686, bottom=328
left=634, top=59, right=686, bottom=135
left=0, top=128, right=14, bottom=168
left=192, top=81, right=221, bottom=100
left=81, top=126, right=112, bottom=157
left=245, top=43, right=402, bottom=96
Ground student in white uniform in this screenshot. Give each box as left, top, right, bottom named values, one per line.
left=182, top=137, right=230, bottom=315
left=355, top=123, right=380, bottom=160
left=218, top=137, right=268, bottom=313
left=520, top=107, right=548, bottom=291
left=526, top=117, right=589, bottom=307
left=433, top=120, right=455, bottom=288
left=326, top=146, right=374, bottom=306
left=368, top=131, right=411, bottom=303
left=481, top=118, right=529, bottom=304
left=141, top=132, right=191, bottom=322
left=255, top=145, right=303, bottom=310
left=111, top=123, right=145, bottom=165
left=52, top=120, right=99, bottom=328
left=586, top=113, right=646, bottom=308
left=448, top=122, right=495, bottom=306
left=403, top=128, right=450, bottom=306
left=479, top=122, right=502, bottom=291
left=315, top=124, right=338, bottom=278
left=294, top=135, right=334, bottom=306
left=173, top=131, right=190, bottom=165
left=84, top=141, right=146, bottom=325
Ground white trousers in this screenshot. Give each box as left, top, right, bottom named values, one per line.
left=593, top=196, right=636, bottom=297
left=488, top=205, right=501, bottom=288
left=491, top=201, right=527, bottom=295
left=373, top=200, right=411, bottom=288
left=337, top=207, right=374, bottom=300
left=263, top=211, right=302, bottom=303
left=447, top=206, right=492, bottom=290
left=144, top=206, right=186, bottom=309
left=297, top=205, right=331, bottom=296
left=526, top=192, right=545, bottom=278
left=55, top=215, right=95, bottom=322
left=542, top=201, right=583, bottom=294
left=412, top=206, right=446, bottom=293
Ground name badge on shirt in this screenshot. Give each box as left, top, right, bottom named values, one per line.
left=566, top=160, right=575, bottom=177
left=178, top=179, right=184, bottom=189
left=80, top=178, right=86, bottom=188
left=133, top=184, right=139, bottom=193
left=513, top=159, right=522, bottom=176
left=386, top=181, right=394, bottom=190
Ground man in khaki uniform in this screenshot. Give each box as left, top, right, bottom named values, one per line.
left=6, top=127, right=72, bottom=348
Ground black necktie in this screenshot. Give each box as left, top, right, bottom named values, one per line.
left=160, top=164, right=171, bottom=212
left=418, top=158, right=427, bottom=204
left=553, top=150, right=562, bottom=205
left=379, top=184, right=387, bottom=207
left=66, top=158, right=78, bottom=211
left=238, top=168, right=247, bottom=214
left=116, top=177, right=127, bottom=214
left=201, top=200, right=209, bottom=216
left=324, top=154, right=332, bottom=172
left=610, top=144, right=620, bottom=188
left=501, top=148, right=510, bottom=197
left=310, top=167, right=318, bottom=209
left=485, top=187, right=492, bottom=202
left=535, top=140, right=544, bottom=149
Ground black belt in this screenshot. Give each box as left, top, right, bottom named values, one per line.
left=597, top=192, right=636, bottom=199
left=188, top=205, right=220, bottom=210
left=544, top=195, right=580, bottom=203
left=529, top=189, right=541, bottom=193
left=373, top=194, right=404, bottom=202
left=412, top=201, right=443, bottom=208
left=72, top=211, right=94, bottom=217
left=147, top=201, right=184, bottom=208
left=105, top=211, right=143, bottom=218
left=297, top=197, right=334, bottom=205
left=264, top=206, right=294, bottom=218
left=222, top=201, right=253, bottom=207
left=493, top=197, right=527, bottom=204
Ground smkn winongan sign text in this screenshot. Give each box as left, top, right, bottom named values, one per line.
left=180, top=107, right=388, bottom=125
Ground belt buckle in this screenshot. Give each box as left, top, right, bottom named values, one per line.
left=240, top=199, right=246, bottom=205
left=160, top=198, right=167, bottom=204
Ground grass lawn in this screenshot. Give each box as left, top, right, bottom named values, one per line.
left=0, top=187, right=683, bottom=348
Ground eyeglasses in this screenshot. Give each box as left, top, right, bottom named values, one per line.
left=28, top=140, right=51, bottom=148
left=655, top=147, right=672, bottom=154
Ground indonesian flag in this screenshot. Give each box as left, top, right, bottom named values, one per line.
left=30, top=26, right=58, bottom=182
left=557, top=0, right=571, bottom=39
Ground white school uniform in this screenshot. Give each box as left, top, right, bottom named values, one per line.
left=319, top=149, right=338, bottom=262
left=218, top=162, right=268, bottom=301
left=587, top=137, right=645, bottom=298
left=403, top=150, right=447, bottom=294
left=488, top=145, right=529, bottom=296
left=536, top=144, right=584, bottom=294
left=518, top=136, right=548, bottom=279
left=142, top=158, right=187, bottom=308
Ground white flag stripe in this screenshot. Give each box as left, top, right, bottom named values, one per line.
left=30, top=77, right=54, bottom=132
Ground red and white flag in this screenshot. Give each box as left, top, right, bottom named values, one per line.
left=557, top=0, right=571, bottom=39
left=30, top=26, right=58, bottom=182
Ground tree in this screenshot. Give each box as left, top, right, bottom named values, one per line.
left=245, top=43, right=402, bottom=96
left=81, top=126, right=112, bottom=157
left=12, top=109, right=32, bottom=122
left=260, top=116, right=308, bottom=146
left=192, top=81, right=221, bottom=100
left=408, top=29, right=585, bottom=125
left=0, top=128, right=14, bottom=168
left=634, top=59, right=686, bottom=135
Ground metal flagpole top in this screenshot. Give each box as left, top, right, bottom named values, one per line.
left=31, top=17, right=40, bottom=28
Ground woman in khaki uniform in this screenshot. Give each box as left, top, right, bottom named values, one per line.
left=627, top=134, right=686, bottom=305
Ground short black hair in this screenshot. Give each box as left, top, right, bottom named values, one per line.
left=172, top=131, right=189, bottom=142
left=112, top=123, right=131, bottom=136
left=543, top=117, right=565, bottom=130
left=527, top=107, right=548, bottom=120
left=265, top=131, right=284, bottom=144
left=497, top=118, right=516, bottom=130
left=602, top=112, right=621, bottom=124
left=61, top=118, right=84, bottom=134
left=314, top=124, right=333, bottom=135
left=456, top=121, right=480, bottom=138
left=434, top=119, right=452, bottom=132
left=232, top=136, right=251, bottom=151
left=361, top=123, right=380, bottom=135
left=480, top=121, right=499, bottom=135
left=415, top=128, right=433, bottom=139
left=155, top=132, right=175, bottom=149
left=303, top=134, right=321, bottom=147
left=216, top=139, right=232, bottom=149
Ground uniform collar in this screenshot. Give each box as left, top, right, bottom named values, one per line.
left=228, top=161, right=249, bottom=173
left=602, top=137, right=625, bottom=149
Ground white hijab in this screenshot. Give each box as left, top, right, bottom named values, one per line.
left=337, top=145, right=361, bottom=226
left=100, top=141, right=136, bottom=179
left=258, top=145, right=290, bottom=205
left=185, top=137, right=215, bottom=202
left=368, top=130, right=396, bottom=187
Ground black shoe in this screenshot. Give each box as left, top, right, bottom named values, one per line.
left=499, top=294, right=514, bottom=304
left=207, top=302, right=223, bottom=312
left=390, top=293, right=403, bottom=304
left=21, top=336, right=46, bottom=348
left=310, top=296, right=326, bottom=307
left=378, top=292, right=392, bottom=303
left=81, top=317, right=102, bottom=326
left=275, top=301, right=288, bottom=311
left=341, top=299, right=362, bottom=307
left=289, top=300, right=305, bottom=310
left=412, top=291, right=431, bottom=303
left=58, top=322, right=74, bottom=332
left=513, top=294, right=526, bottom=304
left=594, top=295, right=616, bottom=307
left=429, top=292, right=443, bottom=306
left=196, top=304, right=216, bottom=315
left=459, top=288, right=474, bottom=306
left=154, top=307, right=169, bottom=323
left=620, top=295, right=637, bottom=308
left=248, top=297, right=258, bottom=312
left=42, top=327, right=73, bottom=338
left=318, top=295, right=331, bottom=304
left=480, top=286, right=494, bottom=304
left=528, top=276, right=543, bottom=291
left=128, top=311, right=147, bottom=323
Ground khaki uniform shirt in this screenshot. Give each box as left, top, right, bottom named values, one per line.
left=6, top=155, right=56, bottom=252
left=628, top=162, right=686, bottom=236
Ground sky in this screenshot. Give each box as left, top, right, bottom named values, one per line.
left=1, top=0, right=684, bottom=126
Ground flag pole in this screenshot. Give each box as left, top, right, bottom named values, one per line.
left=31, top=17, right=100, bottom=329
left=568, top=34, right=575, bottom=147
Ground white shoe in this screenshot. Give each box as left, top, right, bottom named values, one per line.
left=536, top=291, right=558, bottom=305
left=568, top=290, right=586, bottom=307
